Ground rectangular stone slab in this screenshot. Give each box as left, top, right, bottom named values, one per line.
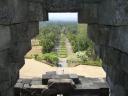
left=14, top=83, right=24, bottom=89
left=69, top=74, right=80, bottom=84
left=46, top=71, right=56, bottom=75
left=78, top=4, right=98, bottom=24
left=28, top=2, right=44, bottom=21
left=0, top=0, right=28, bottom=24
left=31, top=79, right=42, bottom=85
left=42, top=74, right=52, bottom=84
left=48, top=79, right=75, bottom=94
left=99, top=0, right=128, bottom=25
left=0, top=25, right=10, bottom=51
left=88, top=24, right=128, bottom=54
left=46, top=0, right=83, bottom=12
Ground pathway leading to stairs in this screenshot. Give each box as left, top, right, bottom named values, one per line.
left=57, top=34, right=73, bottom=67
left=65, top=38, right=73, bottom=56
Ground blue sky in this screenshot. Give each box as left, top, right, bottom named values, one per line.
left=48, top=13, right=78, bottom=22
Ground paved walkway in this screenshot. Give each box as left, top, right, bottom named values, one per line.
left=65, top=38, right=73, bottom=55
left=58, top=36, right=73, bottom=67
left=58, top=58, right=67, bottom=67
left=20, top=59, right=106, bottom=79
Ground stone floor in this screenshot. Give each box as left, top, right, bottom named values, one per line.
left=15, top=73, right=109, bottom=96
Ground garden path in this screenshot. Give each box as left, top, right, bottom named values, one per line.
left=65, top=38, right=73, bottom=56
left=58, top=35, right=73, bottom=67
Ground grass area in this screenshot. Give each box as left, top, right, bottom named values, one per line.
left=84, top=60, right=102, bottom=67
left=58, top=34, right=68, bottom=58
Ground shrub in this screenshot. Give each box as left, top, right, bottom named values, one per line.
left=76, top=51, right=89, bottom=62
left=67, top=53, right=82, bottom=65
left=85, top=59, right=102, bottom=67
left=39, top=24, right=61, bottom=53
left=43, top=53, right=59, bottom=66
left=34, top=53, right=44, bottom=62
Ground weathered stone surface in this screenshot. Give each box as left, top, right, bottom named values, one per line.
left=88, top=24, right=128, bottom=96
left=0, top=69, right=9, bottom=83
left=14, top=83, right=23, bottom=88
left=99, top=0, right=128, bottom=25
left=0, top=68, right=19, bottom=93
left=29, top=0, right=44, bottom=3
left=9, top=41, right=31, bottom=64
left=1, top=87, right=14, bottom=96
left=46, top=0, right=83, bottom=12
left=0, top=50, right=8, bottom=68
left=46, top=71, right=56, bottom=75
left=108, top=26, right=128, bottom=54
left=110, top=85, right=126, bottom=96
left=79, top=4, right=98, bottom=23
left=28, top=2, right=44, bottom=21
left=31, top=79, right=42, bottom=85
left=84, top=0, right=101, bottom=3
left=88, top=24, right=110, bottom=45
left=0, top=0, right=28, bottom=24
left=10, top=23, right=30, bottom=42
left=28, top=22, right=39, bottom=38
left=14, top=77, right=108, bottom=96
left=0, top=25, right=10, bottom=50
left=101, top=47, right=121, bottom=68
left=48, top=79, right=75, bottom=93
left=120, top=53, right=128, bottom=74
left=88, top=24, right=128, bottom=54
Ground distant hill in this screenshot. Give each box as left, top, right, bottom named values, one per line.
left=39, top=21, right=78, bottom=29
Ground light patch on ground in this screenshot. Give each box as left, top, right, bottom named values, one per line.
left=20, top=59, right=106, bottom=79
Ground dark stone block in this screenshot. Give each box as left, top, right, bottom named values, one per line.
left=79, top=4, right=98, bottom=24
left=69, top=74, right=80, bottom=84
left=28, top=2, right=44, bottom=21
left=48, top=79, right=75, bottom=94
left=46, top=0, right=83, bottom=12
left=99, top=0, right=128, bottom=25
left=0, top=0, right=28, bottom=24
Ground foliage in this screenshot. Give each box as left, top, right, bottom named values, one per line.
left=27, top=22, right=102, bottom=67
left=34, top=53, right=59, bottom=66
left=34, top=53, right=44, bottom=62
left=38, top=24, right=61, bottom=53
left=67, top=24, right=102, bottom=67
left=76, top=51, right=89, bottom=62
left=42, top=52, right=59, bottom=66
left=85, top=59, right=102, bottom=67
left=25, top=54, right=34, bottom=59
left=67, top=52, right=102, bottom=67
left=67, top=53, right=82, bottom=67
left=67, top=24, right=90, bottom=52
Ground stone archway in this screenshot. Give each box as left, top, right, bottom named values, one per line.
left=0, top=0, right=128, bottom=96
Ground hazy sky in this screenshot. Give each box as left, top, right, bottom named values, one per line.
left=48, top=13, right=78, bottom=22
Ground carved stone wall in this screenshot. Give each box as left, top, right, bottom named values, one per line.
left=0, top=0, right=128, bottom=96
left=0, top=0, right=47, bottom=96
left=86, top=1, right=128, bottom=96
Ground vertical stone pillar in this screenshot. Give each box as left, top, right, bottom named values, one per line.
left=0, top=0, right=46, bottom=95
left=85, top=0, right=128, bottom=96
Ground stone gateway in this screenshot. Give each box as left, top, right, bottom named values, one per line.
left=0, top=0, right=127, bottom=96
